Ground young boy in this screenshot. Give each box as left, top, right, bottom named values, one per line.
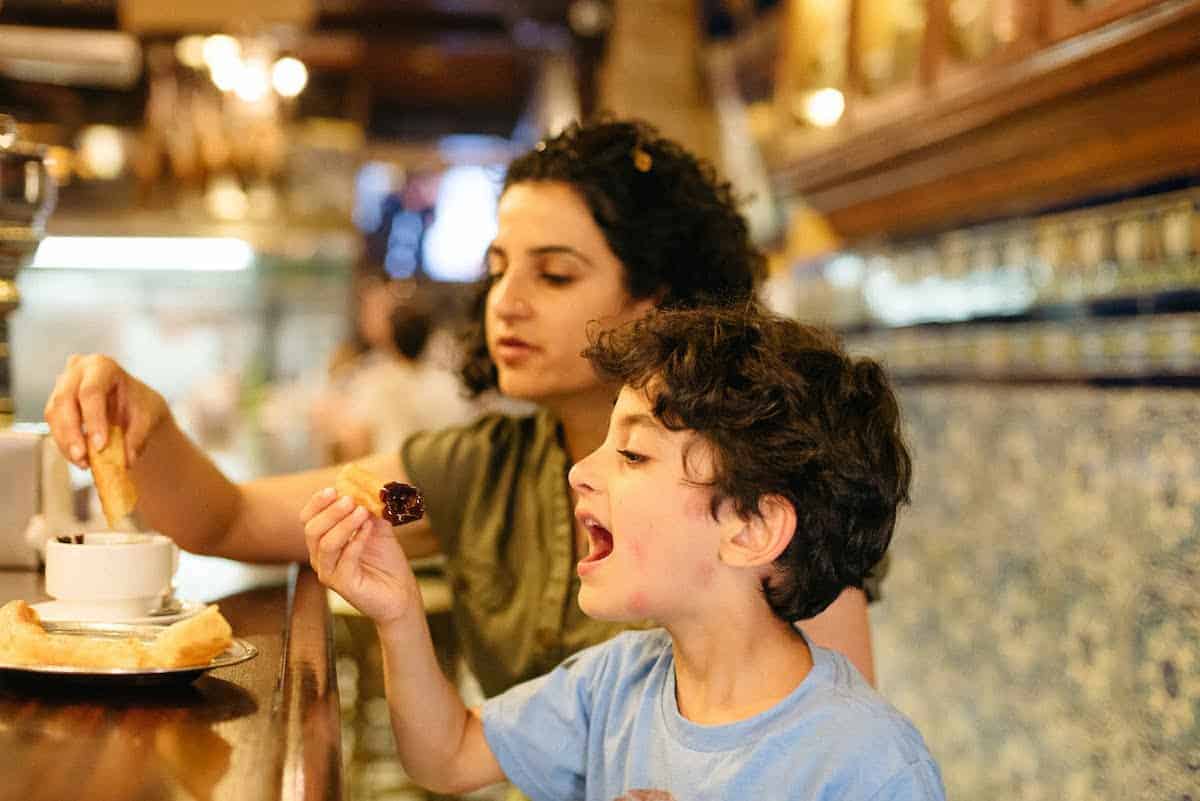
left=301, top=305, right=945, bottom=801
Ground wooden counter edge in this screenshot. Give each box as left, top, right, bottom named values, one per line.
left=278, top=565, right=344, bottom=801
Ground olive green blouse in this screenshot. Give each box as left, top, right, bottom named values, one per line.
left=401, top=409, right=887, bottom=698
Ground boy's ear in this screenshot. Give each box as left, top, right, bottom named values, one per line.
left=718, top=494, right=796, bottom=569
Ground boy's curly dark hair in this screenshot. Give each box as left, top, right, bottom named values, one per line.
left=460, top=118, right=766, bottom=395
left=584, top=305, right=911, bottom=622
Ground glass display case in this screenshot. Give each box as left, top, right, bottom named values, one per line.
left=11, top=244, right=352, bottom=479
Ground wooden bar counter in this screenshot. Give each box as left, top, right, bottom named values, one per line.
left=0, top=560, right=342, bottom=801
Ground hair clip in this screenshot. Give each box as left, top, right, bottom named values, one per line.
left=631, top=145, right=652, bottom=172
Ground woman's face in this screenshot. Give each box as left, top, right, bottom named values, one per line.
left=485, top=181, right=656, bottom=404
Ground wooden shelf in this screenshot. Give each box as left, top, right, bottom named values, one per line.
left=767, top=0, right=1200, bottom=241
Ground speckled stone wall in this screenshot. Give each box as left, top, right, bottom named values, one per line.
left=874, top=385, right=1200, bottom=801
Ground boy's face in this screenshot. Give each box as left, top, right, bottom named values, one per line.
left=568, top=385, right=740, bottom=624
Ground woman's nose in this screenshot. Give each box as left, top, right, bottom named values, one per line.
left=488, top=271, right=532, bottom=320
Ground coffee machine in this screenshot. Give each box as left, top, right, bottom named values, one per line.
left=0, top=112, right=72, bottom=566
left=1, top=113, right=55, bottom=422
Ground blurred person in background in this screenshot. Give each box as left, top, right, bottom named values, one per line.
left=310, top=273, right=479, bottom=462
left=43, top=119, right=886, bottom=699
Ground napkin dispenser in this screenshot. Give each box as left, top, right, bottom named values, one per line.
left=0, top=424, right=74, bottom=567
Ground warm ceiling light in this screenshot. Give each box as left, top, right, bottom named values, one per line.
left=202, top=35, right=241, bottom=70
left=210, top=60, right=240, bottom=92
left=204, top=35, right=243, bottom=92
left=799, top=88, right=845, bottom=128
left=234, top=59, right=270, bottom=103
left=271, top=57, right=308, bottom=98
left=568, top=0, right=613, bottom=37
left=77, top=125, right=125, bottom=180
left=206, top=175, right=249, bottom=220
left=175, top=35, right=206, bottom=69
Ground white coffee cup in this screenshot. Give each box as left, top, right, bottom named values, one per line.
left=44, top=532, right=178, bottom=620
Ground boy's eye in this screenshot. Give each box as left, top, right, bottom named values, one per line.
left=616, top=449, right=646, bottom=464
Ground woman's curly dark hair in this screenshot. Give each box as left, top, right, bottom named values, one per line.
left=460, top=118, right=766, bottom=395
left=584, top=305, right=912, bottom=622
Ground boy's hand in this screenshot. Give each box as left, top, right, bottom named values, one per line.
left=301, top=488, right=421, bottom=625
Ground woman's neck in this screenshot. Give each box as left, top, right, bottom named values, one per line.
left=544, top=384, right=618, bottom=465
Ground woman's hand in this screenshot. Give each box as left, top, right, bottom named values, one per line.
left=301, top=488, right=422, bottom=625
left=42, top=354, right=170, bottom=469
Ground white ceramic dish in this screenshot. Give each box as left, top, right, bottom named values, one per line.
left=44, top=532, right=178, bottom=619
left=31, top=598, right=205, bottom=626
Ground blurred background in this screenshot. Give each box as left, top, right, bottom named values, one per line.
left=1, top=1, right=1198, bottom=799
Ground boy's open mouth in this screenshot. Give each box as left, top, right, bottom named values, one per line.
left=579, top=519, right=614, bottom=564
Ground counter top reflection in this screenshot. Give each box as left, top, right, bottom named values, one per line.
left=0, top=561, right=341, bottom=801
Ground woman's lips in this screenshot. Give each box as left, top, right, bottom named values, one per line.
left=491, top=337, right=537, bottom=364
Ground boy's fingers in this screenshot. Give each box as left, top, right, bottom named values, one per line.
left=299, top=487, right=338, bottom=524
left=328, top=525, right=369, bottom=587
left=303, top=495, right=354, bottom=563
left=304, top=493, right=355, bottom=546
left=331, top=523, right=370, bottom=584
left=314, top=506, right=369, bottom=579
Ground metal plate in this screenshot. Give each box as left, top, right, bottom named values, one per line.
left=0, top=621, right=257, bottom=690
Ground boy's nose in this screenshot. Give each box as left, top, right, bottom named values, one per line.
left=568, top=453, right=598, bottom=494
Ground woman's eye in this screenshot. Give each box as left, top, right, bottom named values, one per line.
left=542, top=273, right=573, bottom=286
left=616, top=449, right=647, bottom=464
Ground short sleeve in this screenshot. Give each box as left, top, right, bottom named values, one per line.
left=481, top=648, right=605, bottom=801
left=866, top=760, right=946, bottom=801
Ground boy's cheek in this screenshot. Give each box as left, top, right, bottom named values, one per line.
left=627, top=538, right=645, bottom=562
left=626, top=591, right=651, bottom=617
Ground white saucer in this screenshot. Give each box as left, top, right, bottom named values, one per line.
left=31, top=598, right=206, bottom=626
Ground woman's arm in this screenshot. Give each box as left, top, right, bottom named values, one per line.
left=45, top=354, right=440, bottom=564
left=135, top=421, right=441, bottom=563
left=796, top=587, right=876, bottom=685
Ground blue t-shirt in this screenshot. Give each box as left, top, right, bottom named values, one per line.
left=482, top=629, right=944, bottom=801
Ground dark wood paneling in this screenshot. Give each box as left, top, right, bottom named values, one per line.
left=1044, top=0, right=1165, bottom=41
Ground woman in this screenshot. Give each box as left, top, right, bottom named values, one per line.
left=42, top=120, right=883, bottom=689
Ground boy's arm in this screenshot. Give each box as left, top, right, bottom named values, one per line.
left=376, top=614, right=506, bottom=795
left=797, top=587, right=875, bottom=685
left=301, top=492, right=502, bottom=795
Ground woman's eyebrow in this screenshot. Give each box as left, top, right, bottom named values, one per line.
left=529, top=245, right=594, bottom=266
